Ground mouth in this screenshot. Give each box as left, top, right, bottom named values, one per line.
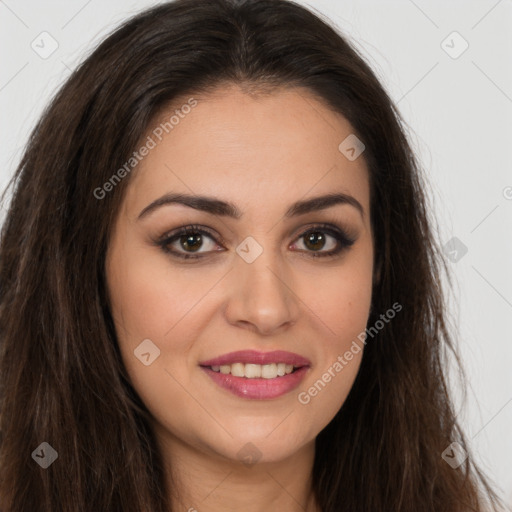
left=199, top=350, right=311, bottom=400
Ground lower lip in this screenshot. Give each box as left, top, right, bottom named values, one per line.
left=200, top=366, right=309, bottom=400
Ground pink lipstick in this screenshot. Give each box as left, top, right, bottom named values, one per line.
left=199, top=350, right=310, bottom=400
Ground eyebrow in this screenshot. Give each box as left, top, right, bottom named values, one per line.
left=137, top=191, right=364, bottom=220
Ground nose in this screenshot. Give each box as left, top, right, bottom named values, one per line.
left=223, top=248, right=300, bottom=336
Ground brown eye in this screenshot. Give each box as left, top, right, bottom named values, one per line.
left=179, top=233, right=204, bottom=252
left=158, top=225, right=222, bottom=260
left=303, top=231, right=328, bottom=251
left=291, top=224, right=356, bottom=258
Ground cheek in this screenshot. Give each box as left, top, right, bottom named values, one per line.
left=107, top=240, right=217, bottom=342
left=293, top=251, right=372, bottom=430
left=312, top=273, right=372, bottom=334
left=106, top=248, right=202, bottom=432
left=295, top=283, right=368, bottom=438
left=105, top=237, right=191, bottom=381
left=304, top=247, right=374, bottom=350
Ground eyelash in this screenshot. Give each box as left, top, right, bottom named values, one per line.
left=155, top=223, right=356, bottom=262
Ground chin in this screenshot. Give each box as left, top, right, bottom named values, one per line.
left=214, top=428, right=315, bottom=466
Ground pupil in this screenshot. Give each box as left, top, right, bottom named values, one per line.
left=181, top=233, right=202, bottom=252
left=306, top=231, right=325, bottom=251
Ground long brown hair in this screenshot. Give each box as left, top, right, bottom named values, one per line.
left=0, top=0, right=502, bottom=510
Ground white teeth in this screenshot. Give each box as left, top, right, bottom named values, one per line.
left=231, top=362, right=245, bottom=377
left=261, top=363, right=277, bottom=379
left=209, top=362, right=298, bottom=378
left=245, top=364, right=261, bottom=378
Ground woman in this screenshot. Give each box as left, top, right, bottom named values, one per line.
left=0, top=0, right=503, bottom=510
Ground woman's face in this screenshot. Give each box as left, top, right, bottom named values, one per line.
left=106, top=84, right=374, bottom=465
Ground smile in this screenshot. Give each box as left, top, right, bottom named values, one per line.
left=199, top=350, right=310, bottom=399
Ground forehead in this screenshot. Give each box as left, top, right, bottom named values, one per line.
left=122, top=85, right=370, bottom=221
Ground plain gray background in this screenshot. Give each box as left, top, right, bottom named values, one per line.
left=1, top=0, right=511, bottom=505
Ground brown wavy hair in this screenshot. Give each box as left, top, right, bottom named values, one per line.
left=0, top=0, right=503, bottom=510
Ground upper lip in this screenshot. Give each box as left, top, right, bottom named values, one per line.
left=199, top=350, right=311, bottom=368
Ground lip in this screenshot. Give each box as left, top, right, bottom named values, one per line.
left=200, top=366, right=310, bottom=400
left=199, top=350, right=311, bottom=367
left=199, top=350, right=311, bottom=400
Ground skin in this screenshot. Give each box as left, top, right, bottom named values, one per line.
left=106, top=84, right=374, bottom=511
